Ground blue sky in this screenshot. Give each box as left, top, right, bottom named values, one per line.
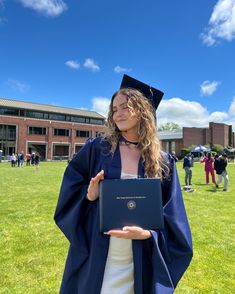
left=0, top=0, right=235, bottom=130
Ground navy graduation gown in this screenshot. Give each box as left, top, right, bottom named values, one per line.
left=54, top=137, right=193, bottom=294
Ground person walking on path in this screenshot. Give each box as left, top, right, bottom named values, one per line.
left=183, top=152, right=193, bottom=186
left=214, top=154, right=228, bottom=191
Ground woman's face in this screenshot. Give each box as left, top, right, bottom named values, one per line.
left=112, top=93, right=138, bottom=134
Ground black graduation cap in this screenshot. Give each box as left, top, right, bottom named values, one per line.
left=120, top=74, right=164, bottom=111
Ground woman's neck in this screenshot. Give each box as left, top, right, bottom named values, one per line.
left=121, top=132, right=139, bottom=143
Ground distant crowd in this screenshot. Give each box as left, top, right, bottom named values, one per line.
left=181, top=151, right=229, bottom=192
left=10, top=151, right=40, bottom=169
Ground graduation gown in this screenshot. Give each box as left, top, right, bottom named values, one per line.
left=54, top=137, right=193, bottom=294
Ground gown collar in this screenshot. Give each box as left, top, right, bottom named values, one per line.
left=104, top=138, right=144, bottom=179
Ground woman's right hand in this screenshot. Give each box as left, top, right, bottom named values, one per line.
left=86, top=170, right=104, bottom=201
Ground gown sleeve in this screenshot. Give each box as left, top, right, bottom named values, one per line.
left=54, top=138, right=95, bottom=248
left=150, top=155, right=193, bottom=294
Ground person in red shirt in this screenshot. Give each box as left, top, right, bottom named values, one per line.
left=200, top=152, right=215, bottom=184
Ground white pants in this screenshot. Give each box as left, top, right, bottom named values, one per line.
left=217, top=171, right=228, bottom=190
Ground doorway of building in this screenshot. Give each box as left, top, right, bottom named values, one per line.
left=28, top=143, right=46, bottom=161
left=52, top=144, right=69, bottom=161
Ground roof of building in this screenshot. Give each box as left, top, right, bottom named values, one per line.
left=0, top=97, right=105, bottom=119
left=158, top=129, right=183, bottom=140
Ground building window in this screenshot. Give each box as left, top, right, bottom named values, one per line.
left=0, top=106, right=104, bottom=125
left=76, top=130, right=90, bottom=137
left=71, top=116, right=86, bottom=123
left=28, top=126, right=47, bottom=135
left=0, top=125, right=16, bottom=140
left=25, top=111, right=44, bottom=119
left=0, top=125, right=16, bottom=156
left=49, top=113, right=66, bottom=121
left=0, top=107, right=18, bottom=116
left=90, top=118, right=104, bottom=125
left=54, top=128, right=70, bottom=136
left=19, top=109, right=25, bottom=116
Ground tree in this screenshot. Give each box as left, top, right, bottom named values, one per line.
left=212, top=144, right=224, bottom=153
left=158, top=122, right=181, bottom=131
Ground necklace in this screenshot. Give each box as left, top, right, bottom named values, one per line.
left=120, top=134, right=139, bottom=146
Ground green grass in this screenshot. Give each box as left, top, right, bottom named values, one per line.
left=0, top=161, right=234, bottom=293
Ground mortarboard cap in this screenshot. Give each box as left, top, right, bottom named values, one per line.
left=120, top=74, right=164, bottom=111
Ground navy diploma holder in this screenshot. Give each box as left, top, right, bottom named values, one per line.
left=99, top=178, right=164, bottom=232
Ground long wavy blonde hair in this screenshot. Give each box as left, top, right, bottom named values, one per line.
left=104, top=88, right=169, bottom=179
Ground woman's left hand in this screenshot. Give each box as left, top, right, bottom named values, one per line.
left=106, top=226, right=151, bottom=240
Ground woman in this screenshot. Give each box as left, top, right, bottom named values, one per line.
left=10, top=153, right=16, bottom=167
left=200, top=152, right=215, bottom=184
left=54, top=79, right=193, bottom=294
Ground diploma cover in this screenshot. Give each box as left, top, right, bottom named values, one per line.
left=99, top=178, right=164, bottom=232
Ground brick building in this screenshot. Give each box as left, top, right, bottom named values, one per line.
left=1, top=97, right=234, bottom=159
left=0, top=98, right=105, bottom=160
left=159, top=122, right=235, bottom=155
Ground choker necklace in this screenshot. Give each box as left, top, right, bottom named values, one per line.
left=120, top=134, right=139, bottom=146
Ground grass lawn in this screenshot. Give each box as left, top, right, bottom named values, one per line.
left=0, top=161, right=234, bottom=293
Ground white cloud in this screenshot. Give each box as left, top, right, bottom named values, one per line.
left=158, top=98, right=209, bottom=127
left=114, top=65, right=132, bottom=74
left=209, top=111, right=229, bottom=122
left=157, top=97, right=234, bottom=130
left=92, top=97, right=110, bottom=117
left=200, top=0, right=235, bottom=46
left=17, top=0, right=67, bottom=17
left=228, top=96, right=235, bottom=116
left=6, top=78, right=31, bottom=93
left=83, top=58, right=100, bottom=72
left=65, top=60, right=80, bottom=69
left=200, top=80, right=220, bottom=96
left=227, top=96, right=235, bottom=130
left=91, top=95, right=235, bottom=131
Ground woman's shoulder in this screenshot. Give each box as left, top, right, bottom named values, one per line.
left=81, top=136, right=111, bottom=154
left=161, top=151, right=174, bottom=164
left=85, top=136, right=111, bottom=147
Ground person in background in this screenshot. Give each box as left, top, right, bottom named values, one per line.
left=19, top=151, right=24, bottom=168
left=54, top=75, right=193, bottom=294
left=200, top=152, right=216, bottom=184
left=31, top=152, right=35, bottom=165
left=214, top=153, right=228, bottom=191
left=25, top=153, right=31, bottom=166
left=17, top=152, right=20, bottom=167
left=10, top=153, right=16, bottom=167
left=183, top=152, right=193, bottom=186
left=34, top=152, right=40, bottom=170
